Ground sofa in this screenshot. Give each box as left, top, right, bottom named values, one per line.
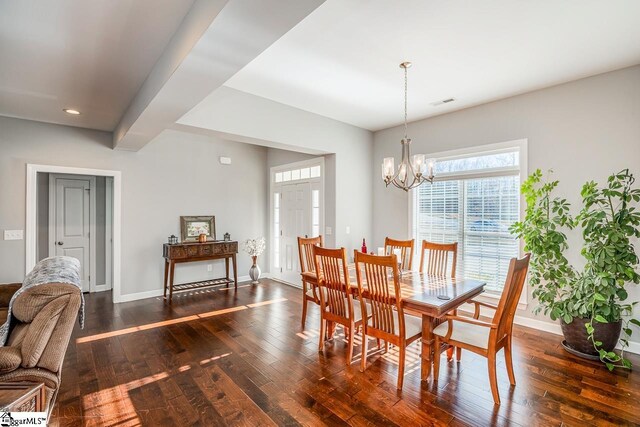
left=0, top=281, right=81, bottom=415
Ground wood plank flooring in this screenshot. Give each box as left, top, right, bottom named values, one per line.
left=50, top=280, right=640, bottom=426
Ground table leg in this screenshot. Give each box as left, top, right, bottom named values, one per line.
left=225, top=256, right=230, bottom=288
left=421, top=314, right=435, bottom=381
left=169, top=261, right=176, bottom=304
left=163, top=259, right=169, bottom=298
left=232, top=253, right=238, bottom=290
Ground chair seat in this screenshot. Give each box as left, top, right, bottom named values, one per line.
left=433, top=319, right=491, bottom=350
left=366, top=310, right=422, bottom=339
left=323, top=298, right=370, bottom=323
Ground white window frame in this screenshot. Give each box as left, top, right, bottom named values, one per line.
left=408, top=139, right=528, bottom=306
left=269, top=157, right=325, bottom=283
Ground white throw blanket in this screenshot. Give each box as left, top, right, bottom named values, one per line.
left=0, top=256, right=85, bottom=346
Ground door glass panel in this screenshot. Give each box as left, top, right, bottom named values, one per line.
left=273, top=192, right=280, bottom=269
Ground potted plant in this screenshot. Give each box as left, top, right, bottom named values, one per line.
left=511, top=169, right=640, bottom=370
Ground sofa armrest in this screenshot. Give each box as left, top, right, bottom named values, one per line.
left=0, top=283, right=21, bottom=308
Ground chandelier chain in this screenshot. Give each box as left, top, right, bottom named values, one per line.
left=403, top=65, right=408, bottom=140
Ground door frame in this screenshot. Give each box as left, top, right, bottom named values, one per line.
left=269, top=157, right=325, bottom=285
left=26, top=164, right=123, bottom=302
left=48, top=173, right=96, bottom=293
left=104, top=176, right=114, bottom=291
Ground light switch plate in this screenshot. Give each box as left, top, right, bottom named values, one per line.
left=4, top=230, right=23, bottom=240
left=345, top=226, right=350, bottom=234
left=325, top=226, right=332, bottom=236
left=219, top=156, right=232, bottom=165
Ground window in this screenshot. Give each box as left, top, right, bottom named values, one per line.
left=412, top=145, right=522, bottom=293
left=273, top=166, right=321, bottom=183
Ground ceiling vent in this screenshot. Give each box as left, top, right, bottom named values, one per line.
left=430, top=98, right=455, bottom=107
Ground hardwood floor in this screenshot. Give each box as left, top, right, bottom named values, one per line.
left=50, top=280, right=640, bottom=426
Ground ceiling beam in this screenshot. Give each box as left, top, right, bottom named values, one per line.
left=113, top=0, right=325, bottom=151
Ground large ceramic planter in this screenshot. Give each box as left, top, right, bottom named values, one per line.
left=560, top=317, right=622, bottom=357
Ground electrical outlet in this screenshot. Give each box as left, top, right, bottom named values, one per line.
left=207, top=264, right=213, bottom=272
left=3, top=230, right=23, bottom=240
left=325, top=226, right=332, bottom=236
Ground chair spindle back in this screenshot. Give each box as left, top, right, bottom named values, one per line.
left=419, top=240, right=458, bottom=277
left=384, top=237, right=415, bottom=271
left=298, top=236, right=323, bottom=273
left=354, top=251, right=403, bottom=336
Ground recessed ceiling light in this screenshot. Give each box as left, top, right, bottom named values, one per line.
left=63, top=109, right=81, bottom=115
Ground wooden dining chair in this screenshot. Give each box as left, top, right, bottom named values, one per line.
left=354, top=251, right=422, bottom=390
left=314, top=246, right=364, bottom=365
left=432, top=254, right=531, bottom=404
left=384, top=237, right=415, bottom=271
left=419, top=240, right=458, bottom=277
left=419, top=240, right=459, bottom=361
left=298, top=235, right=324, bottom=329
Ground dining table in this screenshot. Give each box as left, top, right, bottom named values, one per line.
left=303, top=267, right=486, bottom=381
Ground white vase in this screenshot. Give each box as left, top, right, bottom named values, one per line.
left=249, top=256, right=261, bottom=284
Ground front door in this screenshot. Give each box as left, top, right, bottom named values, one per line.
left=279, top=182, right=311, bottom=285
left=51, top=176, right=91, bottom=291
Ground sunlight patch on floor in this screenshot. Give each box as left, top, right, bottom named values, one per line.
left=76, top=298, right=288, bottom=344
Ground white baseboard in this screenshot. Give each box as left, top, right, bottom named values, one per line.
left=92, top=283, right=112, bottom=293
left=117, top=273, right=273, bottom=303
left=513, top=314, right=562, bottom=336
left=119, top=289, right=165, bottom=303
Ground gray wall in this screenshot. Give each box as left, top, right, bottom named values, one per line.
left=0, top=117, right=268, bottom=299
left=179, top=86, right=374, bottom=257
left=373, top=65, right=640, bottom=338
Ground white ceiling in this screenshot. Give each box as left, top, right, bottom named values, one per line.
left=0, top=0, right=194, bottom=131
left=224, top=0, right=640, bottom=131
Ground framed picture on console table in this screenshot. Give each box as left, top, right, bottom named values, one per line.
left=180, top=216, right=216, bottom=242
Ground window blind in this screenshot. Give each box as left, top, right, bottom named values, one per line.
left=413, top=152, right=520, bottom=293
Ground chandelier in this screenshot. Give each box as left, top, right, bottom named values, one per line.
left=381, top=62, right=435, bottom=191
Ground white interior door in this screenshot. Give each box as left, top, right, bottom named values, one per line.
left=280, top=182, right=311, bottom=285
left=50, top=177, right=92, bottom=291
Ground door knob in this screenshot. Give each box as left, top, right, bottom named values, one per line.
left=56, top=241, right=64, bottom=246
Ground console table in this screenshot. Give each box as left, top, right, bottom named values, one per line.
left=163, top=241, right=238, bottom=303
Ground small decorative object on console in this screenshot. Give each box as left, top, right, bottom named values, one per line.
left=361, top=238, right=367, bottom=254
left=198, top=233, right=207, bottom=243
left=243, top=237, right=266, bottom=284
left=224, top=232, right=231, bottom=241
left=168, top=235, right=178, bottom=245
